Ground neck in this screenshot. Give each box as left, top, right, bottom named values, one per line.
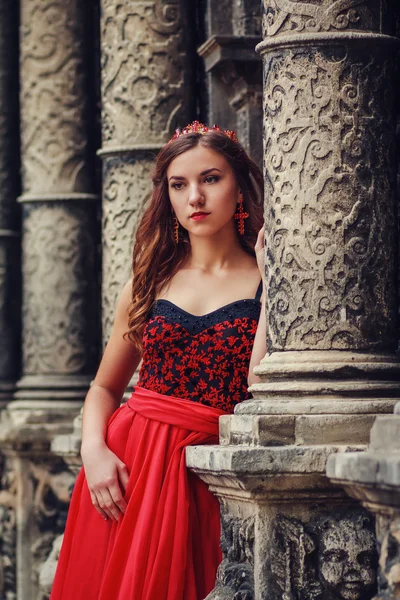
left=186, top=223, right=244, bottom=272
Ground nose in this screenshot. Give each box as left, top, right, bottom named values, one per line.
left=188, top=183, right=205, bottom=207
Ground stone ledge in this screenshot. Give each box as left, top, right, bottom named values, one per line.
left=187, top=443, right=362, bottom=475
left=327, top=451, right=400, bottom=491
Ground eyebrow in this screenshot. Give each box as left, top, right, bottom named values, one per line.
left=168, top=167, right=222, bottom=181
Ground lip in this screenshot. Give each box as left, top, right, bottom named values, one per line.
left=190, top=212, right=210, bottom=221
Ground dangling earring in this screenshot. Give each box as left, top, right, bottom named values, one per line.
left=234, top=192, right=249, bottom=235
left=173, top=216, right=179, bottom=244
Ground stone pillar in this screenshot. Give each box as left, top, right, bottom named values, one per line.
left=328, top=403, right=400, bottom=599
left=187, top=2, right=400, bottom=599
left=100, top=0, right=194, bottom=342
left=198, top=0, right=263, bottom=165
left=16, top=0, right=99, bottom=403
left=0, top=0, right=20, bottom=409
left=0, top=2, right=99, bottom=598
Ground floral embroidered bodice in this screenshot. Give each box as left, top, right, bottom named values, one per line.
left=136, top=283, right=262, bottom=413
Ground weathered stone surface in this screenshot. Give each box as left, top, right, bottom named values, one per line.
left=20, top=0, right=93, bottom=195
left=18, top=0, right=99, bottom=390
left=20, top=203, right=98, bottom=378
left=206, top=508, right=255, bottom=600
left=370, top=416, right=400, bottom=452
left=219, top=414, right=296, bottom=446
left=101, top=154, right=152, bottom=341
left=295, top=414, right=377, bottom=445
left=328, top=405, right=400, bottom=599
left=261, top=45, right=397, bottom=352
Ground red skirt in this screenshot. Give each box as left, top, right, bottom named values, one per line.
left=51, top=386, right=226, bottom=600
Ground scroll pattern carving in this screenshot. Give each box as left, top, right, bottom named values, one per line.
left=263, top=48, right=397, bottom=351
left=100, top=0, right=192, bottom=147
left=22, top=204, right=98, bottom=374
left=20, top=0, right=90, bottom=194
left=102, top=157, right=151, bottom=343
left=262, top=0, right=379, bottom=40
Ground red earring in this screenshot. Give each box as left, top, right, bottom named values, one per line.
left=173, top=216, right=179, bottom=244
left=234, top=192, right=249, bottom=235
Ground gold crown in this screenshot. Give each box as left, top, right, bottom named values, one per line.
left=169, top=120, right=238, bottom=143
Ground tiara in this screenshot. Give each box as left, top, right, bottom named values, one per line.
left=169, top=120, right=238, bottom=143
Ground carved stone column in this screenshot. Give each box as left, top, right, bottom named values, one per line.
left=16, top=0, right=99, bottom=403
left=187, top=2, right=400, bottom=599
left=0, top=0, right=20, bottom=409
left=100, top=0, right=194, bottom=341
left=198, top=0, right=263, bottom=165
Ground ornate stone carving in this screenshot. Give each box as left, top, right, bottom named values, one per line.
left=268, top=510, right=377, bottom=600
left=22, top=203, right=98, bottom=375
left=262, top=1, right=379, bottom=40
left=206, top=509, right=255, bottom=600
left=28, top=458, right=75, bottom=598
left=100, top=0, right=193, bottom=149
left=20, top=0, right=91, bottom=195
left=263, top=47, right=397, bottom=352
left=0, top=454, right=17, bottom=600
left=373, top=514, right=400, bottom=600
left=101, top=156, right=151, bottom=342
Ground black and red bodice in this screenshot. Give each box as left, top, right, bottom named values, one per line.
left=137, top=282, right=262, bottom=413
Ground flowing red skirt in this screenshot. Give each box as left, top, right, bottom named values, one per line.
left=51, top=386, right=226, bottom=600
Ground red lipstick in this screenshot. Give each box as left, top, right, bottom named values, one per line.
left=190, top=212, right=210, bottom=221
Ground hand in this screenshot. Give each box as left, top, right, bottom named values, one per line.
left=81, top=442, right=129, bottom=522
left=255, top=226, right=265, bottom=281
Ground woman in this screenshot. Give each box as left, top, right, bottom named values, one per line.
left=51, top=122, right=267, bottom=600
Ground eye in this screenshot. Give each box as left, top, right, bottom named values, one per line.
left=171, top=182, right=185, bottom=190
left=204, top=175, right=219, bottom=184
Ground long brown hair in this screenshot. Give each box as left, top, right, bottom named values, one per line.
left=125, top=131, right=264, bottom=351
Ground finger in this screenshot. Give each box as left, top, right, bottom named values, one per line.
left=109, top=483, right=127, bottom=514
left=90, top=491, right=109, bottom=521
left=117, top=462, right=130, bottom=493
left=255, top=227, right=265, bottom=251
left=99, top=488, right=121, bottom=522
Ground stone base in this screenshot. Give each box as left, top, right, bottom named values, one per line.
left=187, top=443, right=378, bottom=599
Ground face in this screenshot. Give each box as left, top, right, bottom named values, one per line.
left=167, top=144, right=240, bottom=238
left=318, top=520, right=376, bottom=600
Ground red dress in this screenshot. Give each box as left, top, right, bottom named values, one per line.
left=51, top=288, right=261, bottom=600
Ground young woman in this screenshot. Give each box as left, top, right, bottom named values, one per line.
left=51, top=122, right=267, bottom=600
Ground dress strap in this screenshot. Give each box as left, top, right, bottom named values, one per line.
left=255, top=280, right=263, bottom=301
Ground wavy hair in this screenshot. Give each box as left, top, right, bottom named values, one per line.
left=125, top=131, right=264, bottom=351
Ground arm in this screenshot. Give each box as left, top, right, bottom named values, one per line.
left=248, top=227, right=268, bottom=386
left=248, top=292, right=267, bottom=386
left=80, top=279, right=142, bottom=521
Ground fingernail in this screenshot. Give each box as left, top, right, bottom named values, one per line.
left=104, top=516, right=108, bottom=521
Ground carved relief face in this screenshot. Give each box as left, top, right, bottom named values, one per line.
left=318, top=519, right=376, bottom=600
left=167, top=145, right=240, bottom=240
